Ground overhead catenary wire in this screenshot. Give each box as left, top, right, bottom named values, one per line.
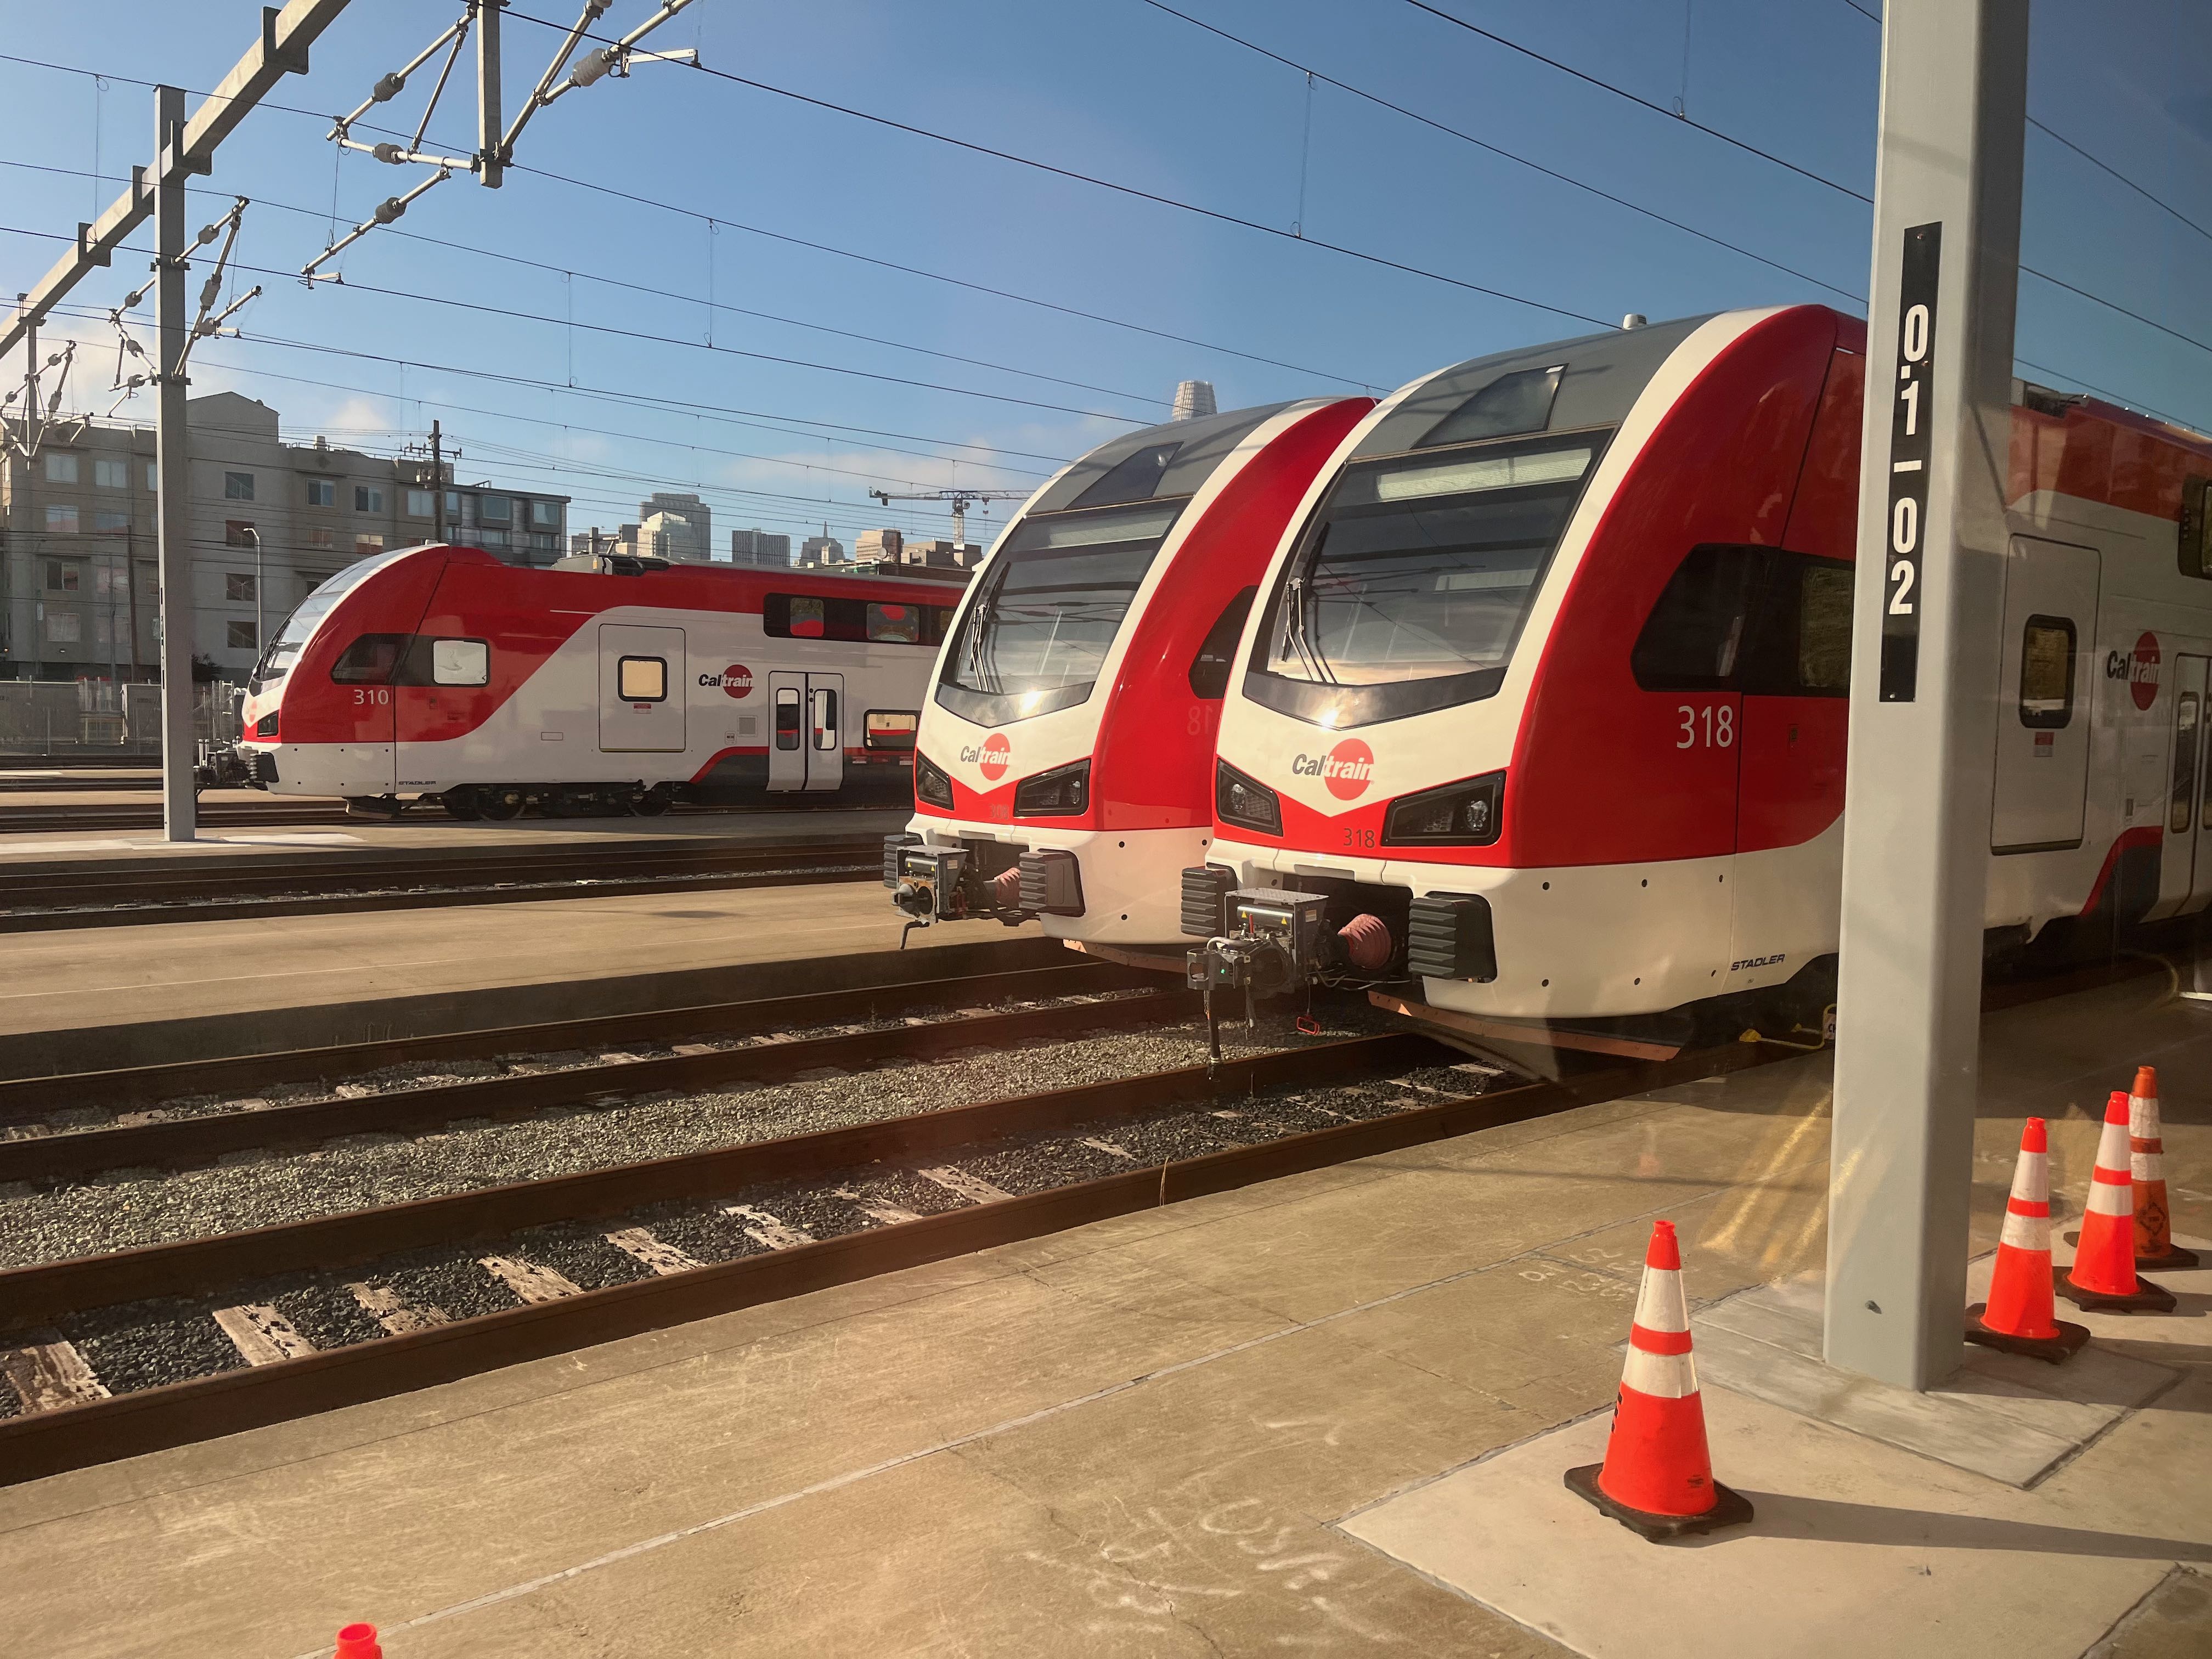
left=1134, top=0, right=1865, bottom=304
left=0, top=54, right=1380, bottom=391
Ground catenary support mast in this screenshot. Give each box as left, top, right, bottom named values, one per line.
left=1825, top=0, right=2029, bottom=1389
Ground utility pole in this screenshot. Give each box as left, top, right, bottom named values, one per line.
left=477, top=0, right=505, bottom=188
left=430, top=419, right=446, bottom=541
left=1826, top=0, right=2029, bottom=1390
left=154, top=83, right=196, bottom=840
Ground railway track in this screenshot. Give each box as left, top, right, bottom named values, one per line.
left=0, top=834, right=885, bottom=932
left=0, top=990, right=1752, bottom=1485
left=0, top=795, right=899, bottom=830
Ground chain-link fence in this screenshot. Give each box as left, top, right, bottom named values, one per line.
left=0, top=680, right=239, bottom=755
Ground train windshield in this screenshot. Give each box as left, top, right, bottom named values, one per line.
left=1248, top=433, right=1600, bottom=726
left=935, top=498, right=1186, bottom=725
left=249, top=548, right=415, bottom=693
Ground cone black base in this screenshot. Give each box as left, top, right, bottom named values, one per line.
left=1564, top=1464, right=1754, bottom=1542
left=2136, top=1244, right=2199, bottom=1273
left=2057, top=1273, right=2177, bottom=1314
left=1963, top=1305, right=2091, bottom=1363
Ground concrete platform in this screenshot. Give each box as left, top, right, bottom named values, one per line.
left=0, top=973, right=2205, bottom=1656
left=0, top=804, right=907, bottom=861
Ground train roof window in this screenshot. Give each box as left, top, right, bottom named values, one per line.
left=1069, top=441, right=1181, bottom=509
left=1418, top=365, right=1564, bottom=449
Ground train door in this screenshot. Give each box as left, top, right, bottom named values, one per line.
left=2148, top=654, right=2211, bottom=919
left=1990, top=537, right=2098, bottom=853
left=767, top=670, right=844, bottom=791
left=598, top=624, right=687, bottom=752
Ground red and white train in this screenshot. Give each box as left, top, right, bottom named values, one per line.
left=209, top=544, right=963, bottom=817
left=1177, top=302, right=2212, bottom=1039
left=884, top=394, right=1373, bottom=938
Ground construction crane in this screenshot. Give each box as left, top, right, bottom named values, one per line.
left=866, top=487, right=1028, bottom=551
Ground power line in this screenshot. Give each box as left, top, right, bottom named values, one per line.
left=494, top=7, right=1616, bottom=331
left=1398, top=1, right=1873, bottom=204
left=0, top=53, right=1380, bottom=390
left=1135, top=0, right=1865, bottom=304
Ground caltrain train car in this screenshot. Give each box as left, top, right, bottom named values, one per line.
left=207, top=544, right=963, bottom=817
left=1179, top=302, right=2212, bottom=1043
left=883, top=394, right=1374, bottom=941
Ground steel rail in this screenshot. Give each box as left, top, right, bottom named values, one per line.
left=0, top=1033, right=1775, bottom=1485
left=0, top=980, right=1189, bottom=1185
left=0, top=960, right=1135, bottom=1119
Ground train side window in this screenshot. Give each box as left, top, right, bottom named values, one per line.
left=867, top=602, right=919, bottom=645
left=774, top=686, right=802, bottom=750
left=431, top=638, right=490, bottom=687
left=617, top=656, right=667, bottom=703
left=330, top=633, right=408, bottom=684
left=866, top=710, right=919, bottom=750
left=1630, top=545, right=1763, bottom=691
left=1795, top=561, right=1854, bottom=692
left=2181, top=476, right=2211, bottom=579
left=769, top=595, right=825, bottom=639
left=2019, top=616, right=2075, bottom=729
left=1189, top=586, right=1259, bottom=698
left=811, top=687, right=839, bottom=749
left=925, top=605, right=958, bottom=646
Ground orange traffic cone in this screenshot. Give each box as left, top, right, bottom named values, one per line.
left=2060, top=1092, right=2177, bottom=1314
left=1565, top=1219, right=1753, bottom=1541
left=334, top=1626, right=382, bottom=1659
left=1966, top=1118, right=2090, bottom=1362
left=2129, top=1066, right=2198, bottom=1272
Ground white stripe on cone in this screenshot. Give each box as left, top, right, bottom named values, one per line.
left=2087, top=1177, right=2131, bottom=1217
left=2130, top=1092, right=2165, bottom=1182
left=2000, top=1209, right=2047, bottom=1250
left=1633, top=1262, right=1690, bottom=1334
left=1623, top=1346, right=1699, bottom=1399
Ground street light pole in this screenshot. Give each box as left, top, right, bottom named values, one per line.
left=245, top=523, right=263, bottom=654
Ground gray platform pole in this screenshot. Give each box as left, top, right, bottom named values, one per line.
left=154, top=84, right=196, bottom=843
left=1825, top=0, right=2028, bottom=1389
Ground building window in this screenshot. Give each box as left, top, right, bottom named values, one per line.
left=405, top=489, right=435, bottom=518
left=43, top=451, right=78, bottom=483
left=94, top=510, right=130, bottom=534
left=307, top=478, right=336, bottom=507
left=354, top=484, right=385, bottom=513
left=478, top=494, right=512, bottom=526
left=226, top=573, right=257, bottom=602
left=44, top=561, right=81, bottom=591
left=227, top=620, right=258, bottom=651
left=225, top=520, right=258, bottom=548
left=477, top=528, right=508, bottom=549
left=308, top=527, right=335, bottom=549
left=44, top=612, right=81, bottom=644
left=224, top=470, right=255, bottom=500
left=93, top=457, right=128, bottom=489
left=44, top=504, right=79, bottom=535
left=444, top=489, right=461, bottom=519
left=529, top=532, right=557, bottom=552
left=145, top=461, right=159, bottom=492
left=529, top=499, right=559, bottom=529
left=356, top=534, right=385, bottom=557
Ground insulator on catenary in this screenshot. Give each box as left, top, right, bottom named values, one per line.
left=992, top=866, right=1024, bottom=909
left=1338, top=913, right=1392, bottom=972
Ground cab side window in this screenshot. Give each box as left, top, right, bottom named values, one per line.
left=1630, top=546, right=1762, bottom=691
left=1189, top=586, right=1258, bottom=699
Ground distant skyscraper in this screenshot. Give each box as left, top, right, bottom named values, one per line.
left=637, top=508, right=709, bottom=563
left=730, top=527, right=792, bottom=567
left=799, top=526, right=846, bottom=565
left=1171, top=380, right=1217, bottom=421
left=636, top=492, right=710, bottom=563
left=855, top=528, right=904, bottom=563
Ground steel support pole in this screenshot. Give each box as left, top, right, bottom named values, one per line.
left=154, top=84, right=196, bottom=842
left=1825, top=0, right=2028, bottom=1389
left=477, top=0, right=505, bottom=188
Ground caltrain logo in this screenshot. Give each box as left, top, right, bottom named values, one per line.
left=698, top=664, right=753, bottom=698
left=2101, top=633, right=2160, bottom=712
left=1293, top=738, right=1376, bottom=802
left=960, top=733, right=1012, bottom=782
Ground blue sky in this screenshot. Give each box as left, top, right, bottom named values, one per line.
left=3, top=1, right=2210, bottom=554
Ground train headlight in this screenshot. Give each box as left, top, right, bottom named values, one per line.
left=1215, top=760, right=1283, bottom=836
left=1383, top=771, right=1504, bottom=847
left=1012, top=758, right=1089, bottom=817
left=914, top=751, right=955, bottom=809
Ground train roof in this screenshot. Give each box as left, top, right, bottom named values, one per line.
left=1024, top=399, right=1314, bottom=517
left=383, top=542, right=962, bottom=603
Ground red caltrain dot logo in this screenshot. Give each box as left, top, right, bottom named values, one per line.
left=1323, top=738, right=1375, bottom=802
left=979, top=733, right=1012, bottom=782
left=721, top=664, right=753, bottom=699
left=2132, top=633, right=2160, bottom=712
